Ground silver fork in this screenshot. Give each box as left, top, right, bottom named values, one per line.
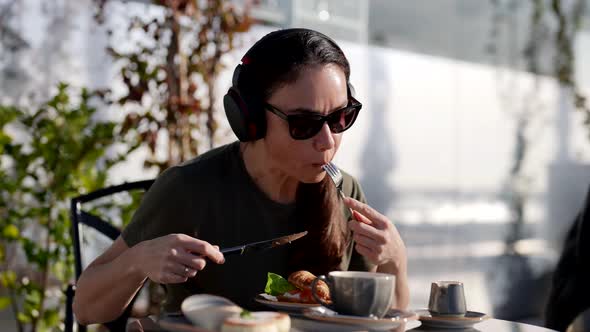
left=322, top=161, right=345, bottom=198
left=323, top=162, right=357, bottom=218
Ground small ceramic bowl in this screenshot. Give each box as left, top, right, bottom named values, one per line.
left=181, top=294, right=242, bottom=331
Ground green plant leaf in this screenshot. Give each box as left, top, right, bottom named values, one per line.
left=0, top=105, right=20, bottom=125
left=17, top=312, right=30, bottom=323
left=2, top=224, right=19, bottom=240
left=42, top=308, right=60, bottom=327
left=0, top=296, right=10, bottom=310
left=0, top=271, right=16, bottom=288
left=264, top=272, right=296, bottom=296
left=24, top=288, right=42, bottom=307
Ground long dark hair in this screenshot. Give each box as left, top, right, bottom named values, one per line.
left=237, top=28, right=351, bottom=274
left=290, top=178, right=349, bottom=275
left=237, top=28, right=350, bottom=101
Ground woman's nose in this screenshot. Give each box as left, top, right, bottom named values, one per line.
left=313, top=122, right=335, bottom=151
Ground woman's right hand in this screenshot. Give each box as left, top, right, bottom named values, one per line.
left=133, top=233, right=225, bottom=284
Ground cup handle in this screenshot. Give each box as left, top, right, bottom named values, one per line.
left=311, top=275, right=334, bottom=310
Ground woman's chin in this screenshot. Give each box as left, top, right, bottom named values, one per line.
left=300, top=171, right=327, bottom=184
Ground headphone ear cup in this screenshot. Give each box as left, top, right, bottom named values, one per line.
left=224, top=87, right=265, bottom=141
left=224, top=87, right=249, bottom=141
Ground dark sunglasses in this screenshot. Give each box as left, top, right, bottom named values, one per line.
left=265, top=96, right=362, bottom=140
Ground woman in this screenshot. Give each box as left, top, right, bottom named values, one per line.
left=73, top=28, right=409, bottom=325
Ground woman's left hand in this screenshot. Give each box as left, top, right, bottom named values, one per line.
left=343, top=197, right=407, bottom=275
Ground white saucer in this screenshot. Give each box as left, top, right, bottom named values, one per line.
left=302, top=306, right=418, bottom=331
left=416, top=309, right=489, bottom=329
left=254, top=294, right=320, bottom=313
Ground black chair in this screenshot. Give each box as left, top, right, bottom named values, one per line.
left=65, top=179, right=155, bottom=332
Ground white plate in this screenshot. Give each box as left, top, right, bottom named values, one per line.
left=254, top=294, right=320, bottom=313
left=302, top=306, right=418, bottom=331
left=416, top=309, right=489, bottom=329
left=160, top=319, right=305, bottom=332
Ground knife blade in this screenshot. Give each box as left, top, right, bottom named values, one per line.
left=220, top=231, right=307, bottom=257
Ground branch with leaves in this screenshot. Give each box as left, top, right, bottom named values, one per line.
left=95, top=0, right=252, bottom=172
left=550, top=0, right=590, bottom=135
left=488, top=0, right=589, bottom=250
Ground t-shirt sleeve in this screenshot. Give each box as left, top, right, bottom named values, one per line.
left=121, top=166, right=193, bottom=248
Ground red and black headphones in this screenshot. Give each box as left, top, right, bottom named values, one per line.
left=223, top=29, right=356, bottom=142
left=223, top=55, right=266, bottom=142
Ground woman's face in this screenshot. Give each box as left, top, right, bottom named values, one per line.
left=263, top=64, right=349, bottom=183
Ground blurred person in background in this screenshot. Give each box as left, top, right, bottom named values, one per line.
left=545, top=185, right=590, bottom=331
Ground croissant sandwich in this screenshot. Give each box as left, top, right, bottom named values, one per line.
left=264, top=270, right=330, bottom=304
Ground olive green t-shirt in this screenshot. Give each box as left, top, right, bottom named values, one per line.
left=122, top=141, right=373, bottom=312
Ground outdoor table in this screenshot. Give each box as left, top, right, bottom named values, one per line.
left=127, top=313, right=558, bottom=332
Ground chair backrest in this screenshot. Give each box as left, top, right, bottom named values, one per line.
left=71, top=180, right=154, bottom=279
left=67, top=179, right=155, bottom=332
